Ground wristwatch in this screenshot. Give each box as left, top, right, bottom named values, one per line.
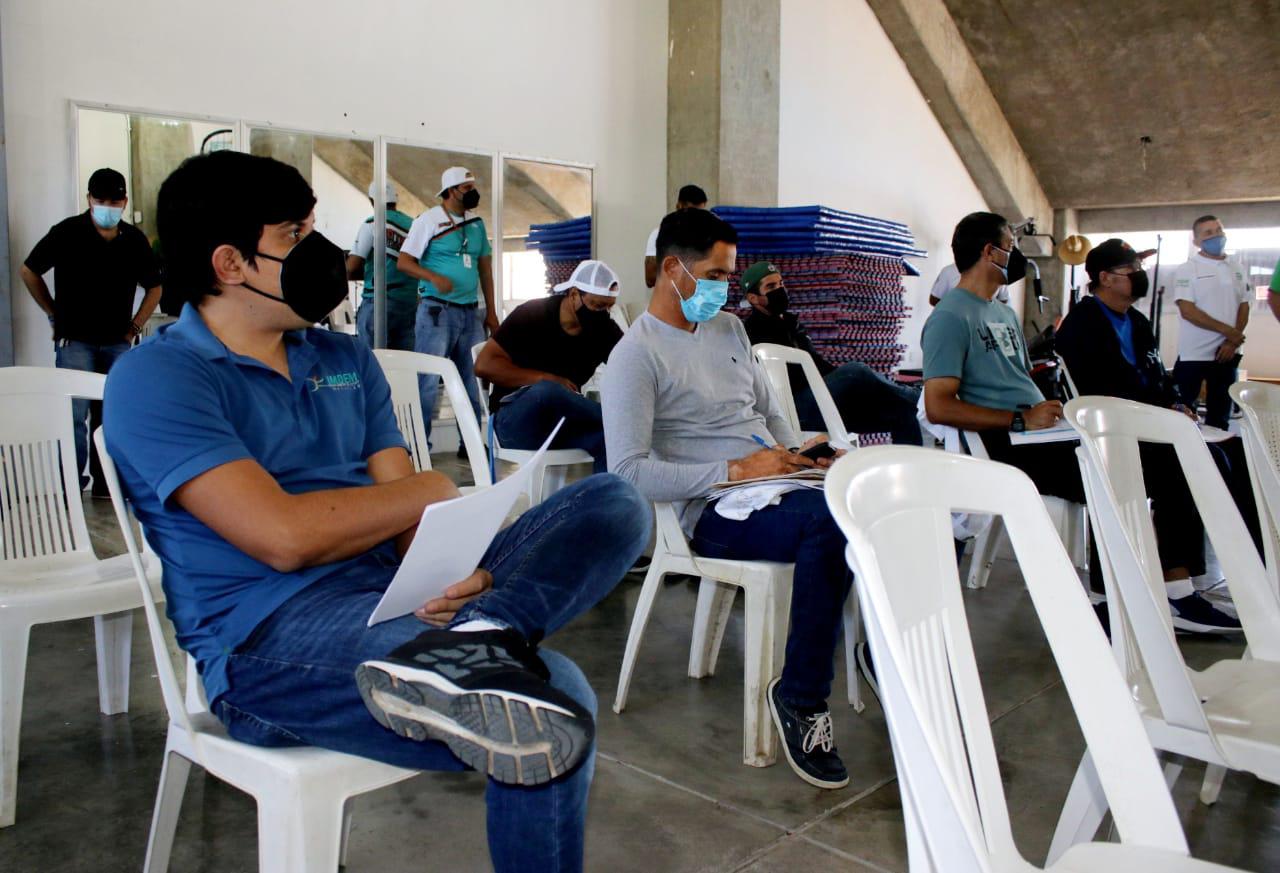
left=1010, top=411, right=1026, bottom=433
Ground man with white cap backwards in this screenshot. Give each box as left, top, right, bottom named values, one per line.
left=397, top=166, right=497, bottom=446
left=346, top=180, right=417, bottom=351
left=475, top=259, right=624, bottom=473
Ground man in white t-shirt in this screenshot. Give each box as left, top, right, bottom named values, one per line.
left=929, top=262, right=1008, bottom=305
left=1171, top=215, right=1250, bottom=429
left=643, top=184, right=708, bottom=287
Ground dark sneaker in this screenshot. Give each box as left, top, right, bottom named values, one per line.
left=1169, top=591, right=1243, bottom=635
left=854, top=641, right=881, bottom=705
left=767, top=678, right=849, bottom=789
left=627, top=555, right=653, bottom=575
left=355, top=628, right=594, bottom=786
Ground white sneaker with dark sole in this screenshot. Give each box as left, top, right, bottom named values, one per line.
left=355, top=628, right=594, bottom=786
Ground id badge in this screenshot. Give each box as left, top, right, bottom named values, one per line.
left=462, top=253, right=473, bottom=269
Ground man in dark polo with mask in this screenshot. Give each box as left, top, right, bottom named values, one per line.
left=740, top=260, right=921, bottom=445
left=20, top=167, right=163, bottom=495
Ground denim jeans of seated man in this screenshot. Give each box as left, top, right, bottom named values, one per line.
left=1173, top=357, right=1240, bottom=431
left=795, top=360, right=923, bottom=446
left=414, top=300, right=485, bottom=448
left=493, top=381, right=608, bottom=474
left=213, top=474, right=651, bottom=873
left=55, top=338, right=131, bottom=489
left=356, top=296, right=418, bottom=352
left=691, top=488, right=853, bottom=709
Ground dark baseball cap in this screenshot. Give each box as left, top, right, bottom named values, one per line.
left=1085, top=238, right=1141, bottom=286
left=87, top=168, right=127, bottom=200
left=740, top=260, right=780, bottom=294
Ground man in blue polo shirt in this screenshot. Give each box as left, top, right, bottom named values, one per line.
left=103, top=151, right=649, bottom=873
left=346, top=180, right=417, bottom=350
left=398, top=167, right=498, bottom=446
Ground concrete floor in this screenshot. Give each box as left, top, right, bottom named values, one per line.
left=2, top=455, right=1279, bottom=872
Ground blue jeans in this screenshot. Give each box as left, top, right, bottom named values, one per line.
left=1173, top=357, right=1240, bottom=430
left=54, top=338, right=131, bottom=488
left=414, top=300, right=485, bottom=445
left=214, top=474, right=652, bottom=873
left=356, top=296, right=418, bottom=351
left=796, top=361, right=922, bottom=446
left=691, top=489, right=853, bottom=709
left=494, top=382, right=607, bottom=473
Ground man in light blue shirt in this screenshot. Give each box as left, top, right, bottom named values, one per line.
left=398, top=167, right=497, bottom=446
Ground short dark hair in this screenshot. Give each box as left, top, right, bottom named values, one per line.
left=951, top=211, right=1010, bottom=272
left=655, top=208, right=737, bottom=265
left=157, top=151, right=316, bottom=307
left=676, top=184, right=708, bottom=206
left=1192, top=214, right=1218, bottom=235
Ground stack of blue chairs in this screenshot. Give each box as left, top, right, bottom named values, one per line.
left=525, top=216, right=592, bottom=292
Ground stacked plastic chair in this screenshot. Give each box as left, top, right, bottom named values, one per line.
left=524, top=216, right=592, bottom=294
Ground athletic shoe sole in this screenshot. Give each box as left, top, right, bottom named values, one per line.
left=766, top=678, right=849, bottom=790
left=1170, top=616, right=1244, bottom=635
left=355, top=660, right=592, bottom=786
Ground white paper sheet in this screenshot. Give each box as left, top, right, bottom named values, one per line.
left=367, top=420, right=563, bottom=626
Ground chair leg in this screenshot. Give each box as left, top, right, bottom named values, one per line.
left=527, top=464, right=547, bottom=506
left=613, top=560, right=669, bottom=714
left=1046, top=751, right=1107, bottom=865
left=144, top=748, right=192, bottom=873
left=339, top=798, right=355, bottom=867
left=842, top=595, right=864, bottom=712
left=543, top=465, right=570, bottom=499
left=688, top=578, right=736, bottom=679
left=257, top=786, right=346, bottom=873
left=0, top=622, right=31, bottom=828
left=740, top=583, right=786, bottom=767
left=1200, top=763, right=1227, bottom=805
left=94, top=610, right=133, bottom=715
left=966, top=517, right=1002, bottom=589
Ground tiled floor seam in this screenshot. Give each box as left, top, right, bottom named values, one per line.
left=795, top=834, right=902, bottom=873
left=987, top=676, right=1063, bottom=725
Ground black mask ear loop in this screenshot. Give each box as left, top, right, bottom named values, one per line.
left=240, top=250, right=288, bottom=305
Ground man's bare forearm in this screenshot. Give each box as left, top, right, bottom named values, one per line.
left=925, top=394, right=1014, bottom=430
left=396, top=252, right=441, bottom=285
left=134, top=286, right=162, bottom=325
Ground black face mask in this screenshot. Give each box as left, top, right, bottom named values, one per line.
left=992, top=245, right=1027, bottom=285
left=243, top=231, right=349, bottom=324
left=1127, top=268, right=1150, bottom=299
left=461, top=188, right=481, bottom=210
left=764, top=286, right=789, bottom=316
left=576, top=300, right=613, bottom=329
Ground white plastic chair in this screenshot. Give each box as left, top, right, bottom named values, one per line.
left=1049, top=397, right=1280, bottom=862
left=93, top=429, right=419, bottom=872
left=614, top=502, right=796, bottom=766
left=1228, top=380, right=1280, bottom=592
left=373, top=349, right=492, bottom=489
left=470, top=342, right=592, bottom=504
left=0, top=366, right=163, bottom=827
left=824, top=445, right=1242, bottom=873
left=750, top=342, right=863, bottom=709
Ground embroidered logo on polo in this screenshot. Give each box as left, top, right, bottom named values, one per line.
left=307, top=372, right=361, bottom=392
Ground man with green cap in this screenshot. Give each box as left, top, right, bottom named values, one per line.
left=740, top=261, right=921, bottom=445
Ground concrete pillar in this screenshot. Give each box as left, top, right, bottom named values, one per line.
left=249, top=130, right=314, bottom=184
left=129, top=118, right=198, bottom=240
left=1024, top=207, right=1078, bottom=334
left=668, top=0, right=780, bottom=207
left=0, top=31, right=10, bottom=367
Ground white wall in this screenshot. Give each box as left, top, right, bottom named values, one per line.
left=2, top=0, right=667, bottom=364
left=777, top=0, right=990, bottom=368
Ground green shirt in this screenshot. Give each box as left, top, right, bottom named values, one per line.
left=401, top=205, right=492, bottom=305
left=1270, top=255, right=1280, bottom=294
left=352, top=209, right=418, bottom=303
left=922, top=287, right=1044, bottom=411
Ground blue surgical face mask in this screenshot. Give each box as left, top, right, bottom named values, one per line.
left=91, top=204, right=123, bottom=229
left=674, top=260, right=729, bottom=323
left=1200, top=235, right=1227, bottom=257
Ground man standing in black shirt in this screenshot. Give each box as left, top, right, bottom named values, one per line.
left=739, top=261, right=921, bottom=445
left=20, top=167, right=163, bottom=494
left=474, top=260, right=623, bottom=473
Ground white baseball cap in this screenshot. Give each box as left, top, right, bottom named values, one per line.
left=438, top=166, right=477, bottom=197
left=553, top=260, right=621, bottom=297
left=368, top=180, right=398, bottom=203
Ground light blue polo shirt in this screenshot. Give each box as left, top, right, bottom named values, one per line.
left=103, top=304, right=407, bottom=704
left=401, top=205, right=492, bottom=305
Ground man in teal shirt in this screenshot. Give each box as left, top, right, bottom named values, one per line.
left=398, top=167, right=497, bottom=445
left=347, top=181, right=417, bottom=350
left=1270, top=254, right=1280, bottom=321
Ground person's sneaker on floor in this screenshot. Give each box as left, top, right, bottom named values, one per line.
left=1192, top=575, right=1237, bottom=617
left=854, top=641, right=880, bottom=705
left=355, top=627, right=594, bottom=786
left=1169, top=591, right=1242, bottom=634
left=627, top=555, right=652, bottom=575
left=767, top=678, right=849, bottom=790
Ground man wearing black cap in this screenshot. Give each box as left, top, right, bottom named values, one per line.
left=1056, top=238, right=1261, bottom=622
left=740, top=260, right=921, bottom=444
left=20, top=167, right=162, bottom=494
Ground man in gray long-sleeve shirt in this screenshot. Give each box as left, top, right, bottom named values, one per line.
left=601, top=208, right=855, bottom=791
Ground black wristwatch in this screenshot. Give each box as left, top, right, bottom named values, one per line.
left=1010, top=411, right=1026, bottom=433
